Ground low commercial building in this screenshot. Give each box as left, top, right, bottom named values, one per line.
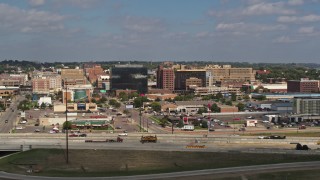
left=146, top=93, right=177, bottom=101
left=0, top=86, right=19, bottom=98
left=175, top=101, right=215, bottom=115
left=271, top=102, right=293, bottom=114
left=246, top=101, right=273, bottom=110
left=294, top=97, right=320, bottom=115
left=194, top=86, right=241, bottom=96
left=54, top=103, right=97, bottom=112
left=71, top=120, right=110, bottom=129
left=219, top=105, right=238, bottom=113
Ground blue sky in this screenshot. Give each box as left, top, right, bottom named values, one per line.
left=0, top=0, right=320, bottom=63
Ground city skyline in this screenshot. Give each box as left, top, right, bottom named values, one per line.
left=1, top=0, right=320, bottom=63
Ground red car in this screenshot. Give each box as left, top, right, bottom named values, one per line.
left=69, top=134, right=79, bottom=137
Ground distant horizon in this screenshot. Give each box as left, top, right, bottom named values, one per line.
left=1, top=59, right=320, bottom=66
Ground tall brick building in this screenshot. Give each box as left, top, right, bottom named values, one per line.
left=287, top=78, right=319, bottom=93
left=156, top=65, right=174, bottom=91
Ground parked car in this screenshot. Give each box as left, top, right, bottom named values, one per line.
left=5, top=120, right=8, bottom=123
left=34, top=129, right=41, bottom=132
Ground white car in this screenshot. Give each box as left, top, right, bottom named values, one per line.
left=262, top=120, right=270, bottom=123
left=118, top=133, right=128, bottom=136
left=258, top=136, right=268, bottom=139
left=15, top=126, right=24, bottom=130
left=20, top=120, right=27, bottom=124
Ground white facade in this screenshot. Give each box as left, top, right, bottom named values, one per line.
left=38, top=97, right=52, bottom=106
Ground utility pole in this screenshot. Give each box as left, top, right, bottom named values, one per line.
left=65, top=79, right=69, bottom=164
left=207, top=103, right=211, bottom=137
left=139, top=107, right=142, bottom=132
left=172, top=122, right=174, bottom=134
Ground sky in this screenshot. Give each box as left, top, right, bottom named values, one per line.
left=0, top=0, right=320, bottom=63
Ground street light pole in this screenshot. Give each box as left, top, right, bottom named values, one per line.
left=65, top=79, right=69, bottom=164
left=207, top=103, right=211, bottom=137
left=139, top=107, right=142, bottom=132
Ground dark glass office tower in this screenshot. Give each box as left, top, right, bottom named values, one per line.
left=111, top=64, right=148, bottom=94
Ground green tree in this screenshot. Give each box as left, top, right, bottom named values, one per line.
left=91, top=98, right=97, bottom=103
left=225, top=100, right=233, bottom=106
left=133, top=96, right=149, bottom=108
left=155, top=97, right=161, bottom=102
left=231, top=93, right=237, bottom=101
left=100, top=96, right=107, bottom=103
left=114, top=102, right=121, bottom=108
left=128, top=92, right=139, bottom=99
left=119, top=92, right=129, bottom=102
left=201, top=120, right=208, bottom=128
left=211, top=103, right=221, bottom=113
left=109, top=99, right=118, bottom=106
left=236, top=102, right=245, bottom=111
left=159, top=117, right=169, bottom=127
left=63, top=121, right=72, bottom=130
left=177, top=120, right=184, bottom=128
left=216, top=92, right=223, bottom=99
left=151, top=102, right=161, bottom=112
left=18, top=100, right=30, bottom=111
left=197, top=107, right=208, bottom=114
left=40, top=102, right=46, bottom=109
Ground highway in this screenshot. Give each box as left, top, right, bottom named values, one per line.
left=0, top=161, right=320, bottom=180
left=1, top=133, right=320, bottom=154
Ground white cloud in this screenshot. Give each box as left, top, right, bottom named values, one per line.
left=298, top=26, right=314, bottom=33
left=273, top=36, right=297, bottom=43
left=287, top=0, right=304, bottom=6
left=0, top=3, right=65, bottom=33
left=242, top=2, right=296, bottom=15
left=28, top=0, right=45, bottom=6
left=215, top=22, right=286, bottom=33
left=278, top=14, right=320, bottom=23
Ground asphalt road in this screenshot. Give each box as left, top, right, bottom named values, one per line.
left=1, top=161, right=320, bottom=180
left=0, top=95, right=25, bottom=133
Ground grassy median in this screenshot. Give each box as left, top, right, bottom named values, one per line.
left=1, top=149, right=320, bottom=177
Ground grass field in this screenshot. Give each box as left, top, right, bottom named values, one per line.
left=244, top=131, right=320, bottom=137
left=1, top=149, right=320, bottom=177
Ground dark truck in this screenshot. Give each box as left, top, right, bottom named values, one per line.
left=268, top=135, right=286, bottom=139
